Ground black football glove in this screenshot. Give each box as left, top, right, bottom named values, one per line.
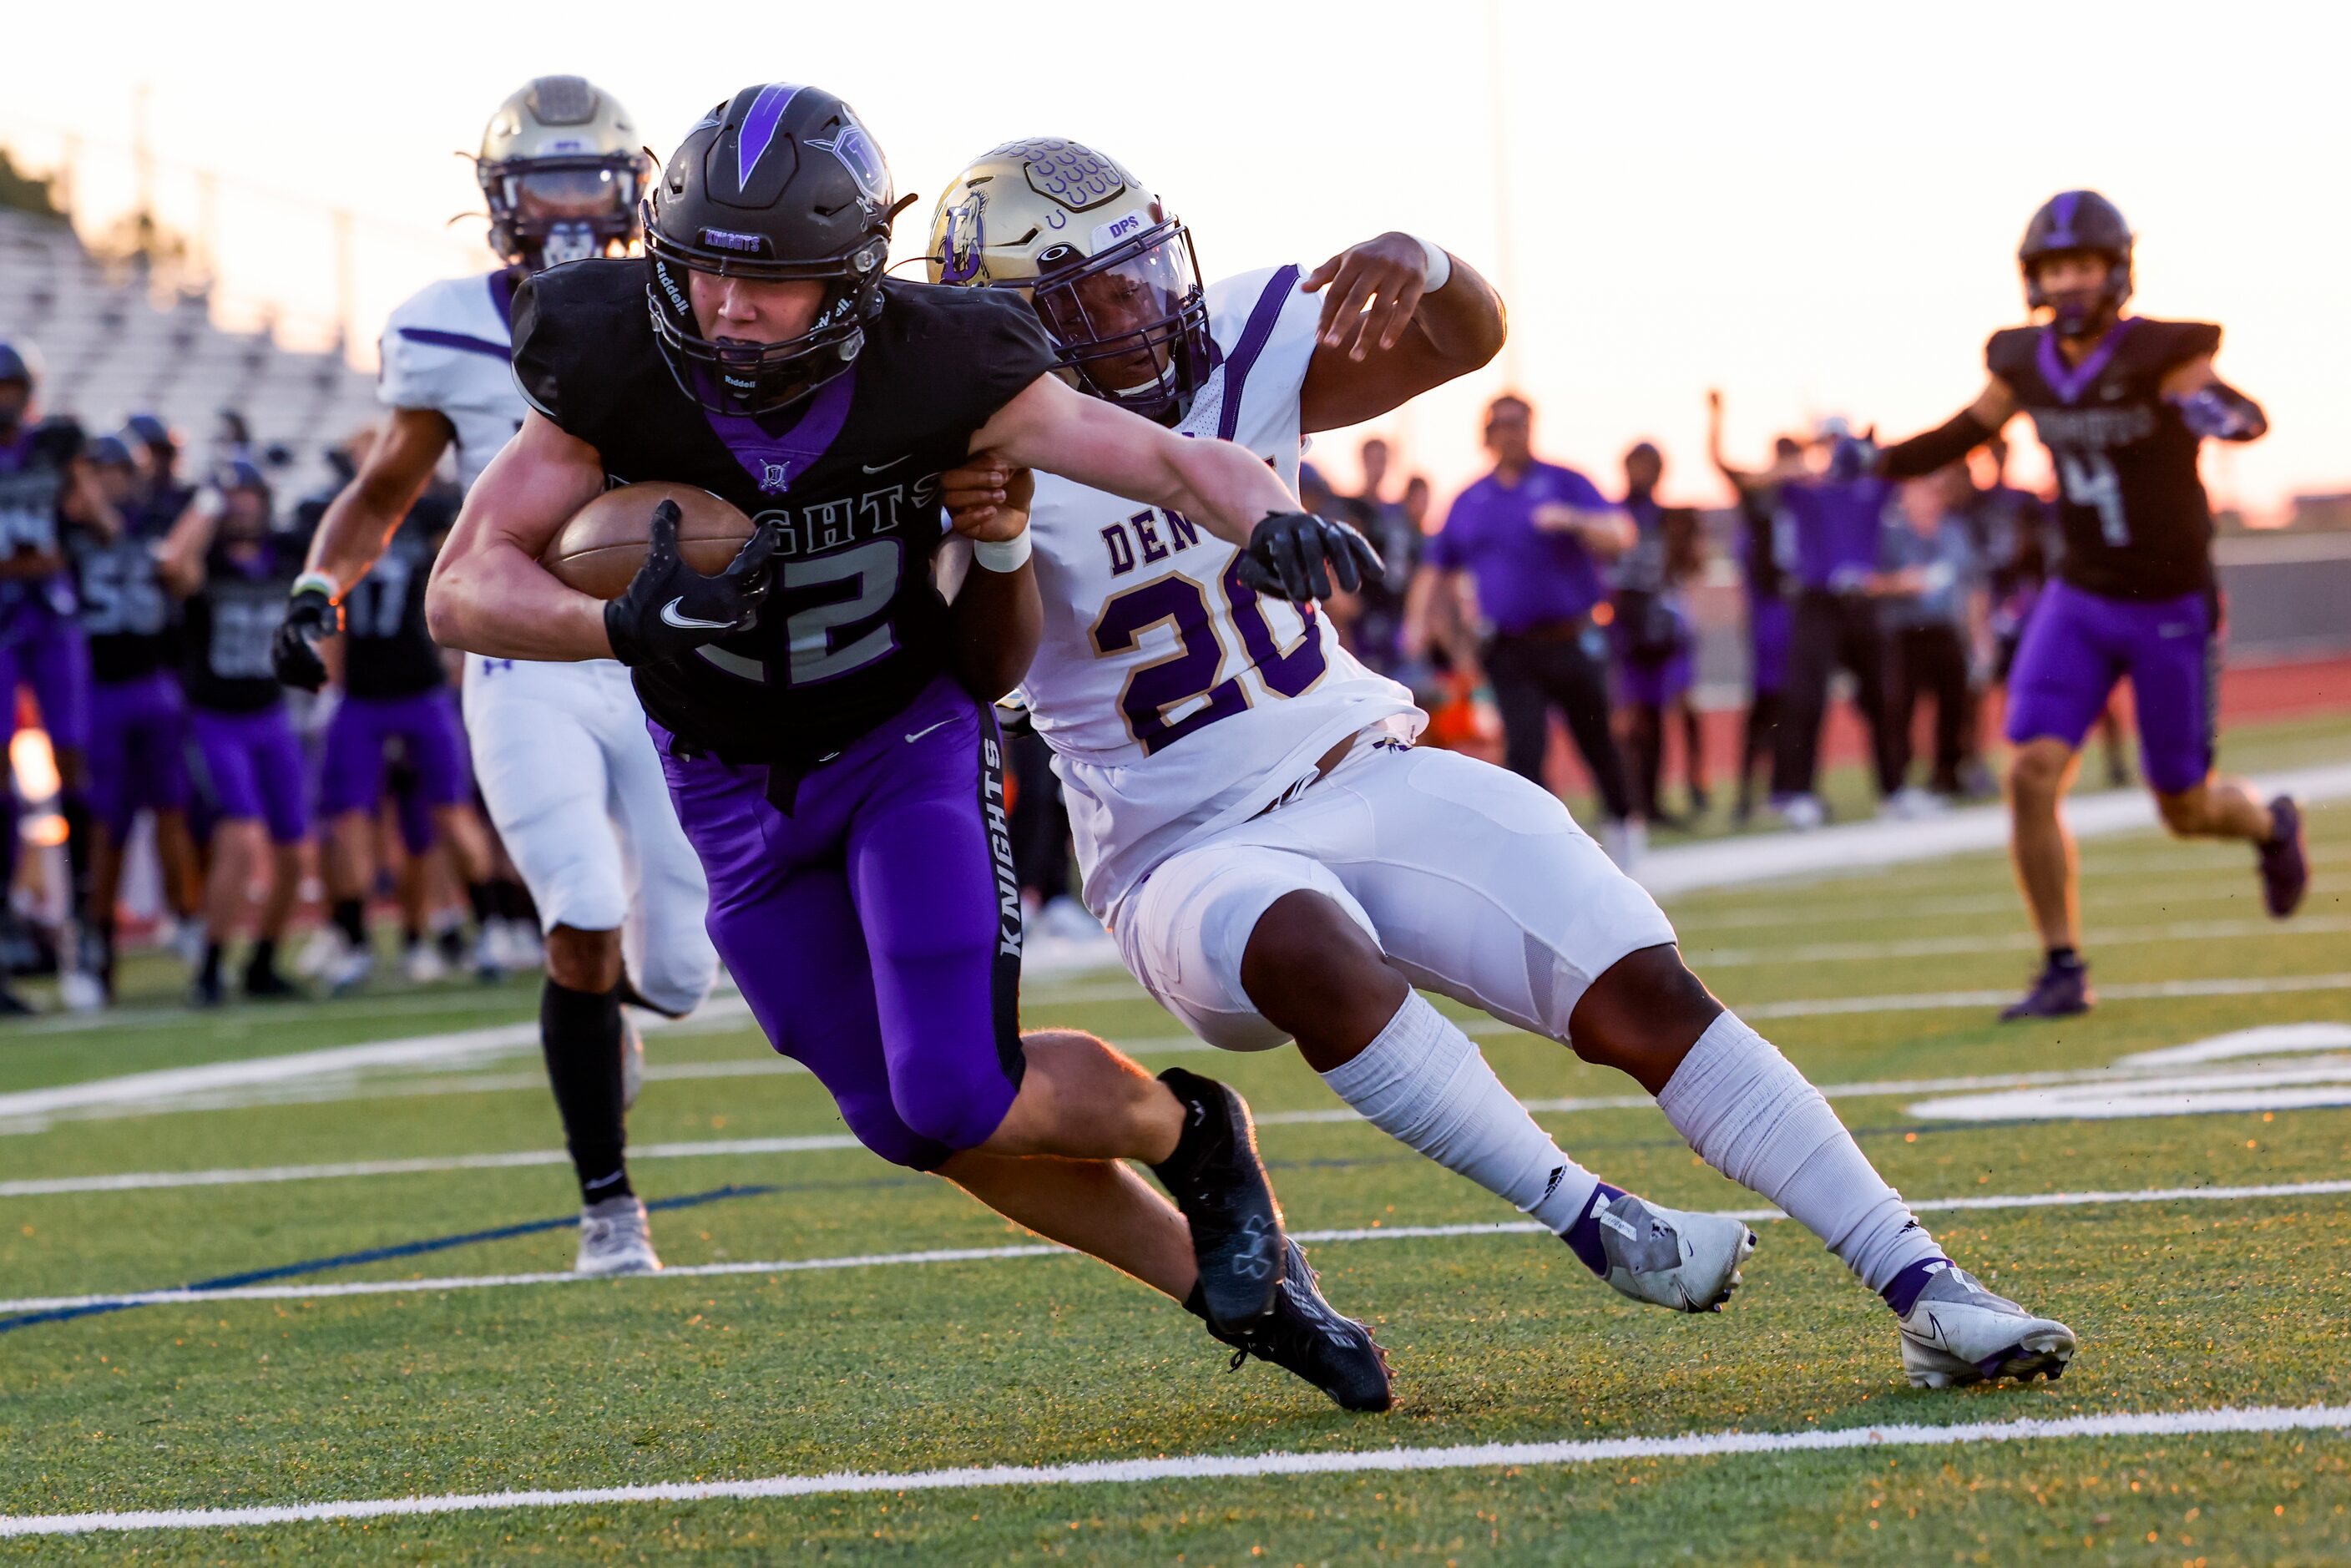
left=603, top=499, right=781, bottom=667
left=271, top=584, right=338, bottom=691
left=1235, top=510, right=1387, bottom=604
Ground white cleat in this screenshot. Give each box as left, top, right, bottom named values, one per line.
left=326, top=948, right=375, bottom=995
left=1580, top=1191, right=1757, bottom=1313
left=402, top=942, right=448, bottom=984
left=575, top=1195, right=661, bottom=1276
left=295, top=926, right=349, bottom=979
left=1898, top=1264, right=2076, bottom=1388
left=619, top=1014, right=645, bottom=1112
left=57, top=968, right=106, bottom=1014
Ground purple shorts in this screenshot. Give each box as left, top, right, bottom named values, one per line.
left=317, top=690, right=473, bottom=821
left=2005, top=578, right=2217, bottom=794
left=1615, top=640, right=1694, bottom=709
left=1748, top=596, right=1792, bottom=697
left=657, top=675, right=1024, bottom=1171
left=190, top=704, right=311, bottom=843
left=88, top=672, right=192, bottom=834
left=0, top=613, right=92, bottom=752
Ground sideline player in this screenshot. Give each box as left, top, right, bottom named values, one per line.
left=427, top=84, right=1393, bottom=1403
left=159, top=463, right=307, bottom=1003
left=1878, top=190, right=2297, bottom=1020
left=69, top=435, right=201, bottom=1001
left=275, top=77, right=712, bottom=1274
left=0, top=341, right=111, bottom=1010
left=933, top=138, right=2075, bottom=1387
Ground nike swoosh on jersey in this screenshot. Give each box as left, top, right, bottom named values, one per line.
left=862, top=455, right=911, bottom=473
left=660, top=597, right=739, bottom=631
left=904, top=719, right=953, bottom=743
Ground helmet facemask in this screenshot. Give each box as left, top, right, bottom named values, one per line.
left=642, top=225, right=888, bottom=418
left=2024, top=248, right=2131, bottom=340
left=482, top=152, right=646, bottom=273
left=1022, top=219, right=1213, bottom=426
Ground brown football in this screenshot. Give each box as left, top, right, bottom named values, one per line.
left=542, top=483, right=757, bottom=600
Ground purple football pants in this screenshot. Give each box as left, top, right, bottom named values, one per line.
left=657, top=675, right=1024, bottom=1171
left=2005, top=578, right=2217, bottom=794
left=190, top=704, right=311, bottom=844
left=0, top=612, right=92, bottom=751
left=88, top=671, right=192, bottom=834
left=316, top=690, right=473, bottom=819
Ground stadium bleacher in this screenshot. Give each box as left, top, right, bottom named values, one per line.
left=0, top=207, right=381, bottom=491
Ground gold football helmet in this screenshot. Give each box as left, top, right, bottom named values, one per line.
left=478, top=75, right=649, bottom=271
left=927, top=137, right=1213, bottom=423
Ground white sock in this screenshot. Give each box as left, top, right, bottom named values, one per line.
left=1319, top=992, right=1598, bottom=1233
left=1656, top=1011, right=1944, bottom=1296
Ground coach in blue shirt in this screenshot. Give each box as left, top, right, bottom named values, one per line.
left=1769, top=432, right=1902, bottom=816
left=1404, top=394, right=1636, bottom=838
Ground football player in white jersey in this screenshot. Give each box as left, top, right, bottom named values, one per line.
left=274, top=76, right=715, bottom=1276
left=931, top=139, right=2078, bottom=1389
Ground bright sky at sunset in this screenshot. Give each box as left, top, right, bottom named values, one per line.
left=5, top=1, right=2343, bottom=517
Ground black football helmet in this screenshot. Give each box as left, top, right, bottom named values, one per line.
left=2019, top=190, right=2133, bottom=338
left=0, top=340, right=38, bottom=437
left=643, top=83, right=900, bottom=417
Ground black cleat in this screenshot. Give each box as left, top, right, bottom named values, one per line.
left=1204, top=1239, right=1393, bottom=1412
left=2258, top=795, right=2308, bottom=918
left=1151, top=1067, right=1285, bottom=1334
left=242, top=961, right=300, bottom=1000
left=1998, top=956, right=2092, bottom=1022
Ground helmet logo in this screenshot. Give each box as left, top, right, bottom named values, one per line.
left=700, top=228, right=766, bottom=255
left=1091, top=210, right=1150, bottom=250
left=939, top=195, right=984, bottom=284
left=736, top=83, right=806, bottom=192
left=806, top=122, right=888, bottom=202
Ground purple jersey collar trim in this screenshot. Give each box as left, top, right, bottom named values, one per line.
left=700, top=370, right=857, bottom=497
left=2037, top=316, right=2134, bottom=405
left=487, top=268, right=518, bottom=331
left=1216, top=266, right=1303, bottom=442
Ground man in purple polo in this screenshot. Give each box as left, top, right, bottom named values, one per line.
left=1879, top=189, right=2293, bottom=1020
left=1403, top=394, right=1639, bottom=858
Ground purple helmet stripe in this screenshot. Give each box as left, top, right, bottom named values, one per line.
left=2045, top=190, right=2081, bottom=248
left=735, top=83, right=805, bottom=192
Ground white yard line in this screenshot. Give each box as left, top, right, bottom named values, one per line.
left=6, top=1176, right=2345, bottom=1318
left=4, top=1402, right=2343, bottom=1538
left=1692, top=914, right=2351, bottom=969
left=1635, top=761, right=2351, bottom=898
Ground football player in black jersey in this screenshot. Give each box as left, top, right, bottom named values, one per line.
left=427, top=84, right=1388, bottom=1388
left=1879, top=190, right=2297, bottom=1020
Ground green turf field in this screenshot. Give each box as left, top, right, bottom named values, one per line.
left=3, top=728, right=2348, bottom=1562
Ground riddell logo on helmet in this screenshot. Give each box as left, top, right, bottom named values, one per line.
left=700, top=228, right=765, bottom=254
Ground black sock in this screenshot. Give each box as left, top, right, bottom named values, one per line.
left=2048, top=946, right=2081, bottom=969
left=1147, top=1068, right=1221, bottom=1186
left=540, top=976, right=630, bottom=1205
left=467, top=881, right=496, bottom=928
left=199, top=942, right=223, bottom=987
left=332, top=898, right=366, bottom=948
left=402, top=925, right=424, bottom=950
left=247, top=938, right=277, bottom=975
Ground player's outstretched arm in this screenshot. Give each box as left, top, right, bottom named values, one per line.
left=970, top=374, right=1382, bottom=602
left=275, top=407, right=456, bottom=690
left=1878, top=378, right=2020, bottom=480
left=2161, top=356, right=2268, bottom=442
left=1298, top=234, right=1505, bottom=435
left=424, top=410, right=614, bottom=661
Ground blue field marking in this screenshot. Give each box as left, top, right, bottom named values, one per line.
left=0, top=1182, right=779, bottom=1334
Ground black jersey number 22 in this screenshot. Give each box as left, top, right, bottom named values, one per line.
left=695, top=539, right=906, bottom=687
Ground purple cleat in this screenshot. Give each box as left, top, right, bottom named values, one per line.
left=1999, top=957, right=2093, bottom=1022
left=2258, top=796, right=2308, bottom=918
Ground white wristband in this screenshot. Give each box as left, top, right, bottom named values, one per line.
left=292, top=570, right=340, bottom=601
left=1409, top=234, right=1452, bottom=294
left=972, top=530, right=1033, bottom=573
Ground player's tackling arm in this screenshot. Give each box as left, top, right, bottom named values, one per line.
left=424, top=409, right=614, bottom=660
left=1297, top=234, right=1505, bottom=435
left=970, top=372, right=1300, bottom=546
left=1878, top=378, right=2020, bottom=480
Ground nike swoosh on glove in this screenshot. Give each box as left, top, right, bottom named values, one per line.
left=603, top=500, right=780, bottom=667
left=1234, top=511, right=1386, bottom=604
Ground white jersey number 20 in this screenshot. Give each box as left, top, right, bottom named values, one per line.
left=1089, top=553, right=1327, bottom=756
